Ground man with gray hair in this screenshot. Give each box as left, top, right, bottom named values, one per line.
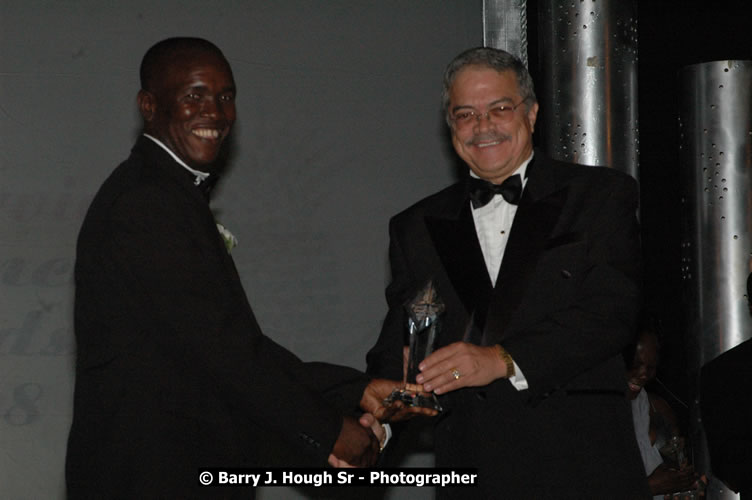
left=368, top=47, right=649, bottom=498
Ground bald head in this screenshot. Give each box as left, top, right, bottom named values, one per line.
left=140, top=37, right=231, bottom=93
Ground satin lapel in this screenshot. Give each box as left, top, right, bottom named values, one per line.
left=425, top=197, right=493, bottom=336
left=482, top=160, right=568, bottom=345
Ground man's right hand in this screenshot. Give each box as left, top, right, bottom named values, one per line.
left=360, top=378, right=438, bottom=422
left=327, top=415, right=380, bottom=468
left=648, top=463, right=703, bottom=496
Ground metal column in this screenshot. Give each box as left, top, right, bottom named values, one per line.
left=483, top=0, right=528, bottom=65
left=680, top=60, right=752, bottom=500
left=538, top=0, right=639, bottom=178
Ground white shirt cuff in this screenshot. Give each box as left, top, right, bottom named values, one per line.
left=508, top=361, right=528, bottom=390
left=380, top=423, right=393, bottom=451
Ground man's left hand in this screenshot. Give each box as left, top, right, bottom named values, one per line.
left=416, top=341, right=506, bottom=394
left=327, top=415, right=379, bottom=468
left=328, top=413, right=385, bottom=468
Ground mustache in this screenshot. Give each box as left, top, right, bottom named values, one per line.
left=465, top=133, right=511, bottom=146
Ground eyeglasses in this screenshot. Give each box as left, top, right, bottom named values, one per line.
left=450, top=97, right=530, bottom=129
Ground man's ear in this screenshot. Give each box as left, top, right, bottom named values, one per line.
left=527, top=101, right=540, bottom=133
left=137, top=89, right=156, bottom=122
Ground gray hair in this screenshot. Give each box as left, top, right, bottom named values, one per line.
left=441, top=47, right=537, bottom=124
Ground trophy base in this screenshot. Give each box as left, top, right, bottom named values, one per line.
left=383, top=388, right=443, bottom=412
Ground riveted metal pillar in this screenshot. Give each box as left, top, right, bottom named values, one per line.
left=679, top=60, right=752, bottom=500
left=483, top=0, right=528, bottom=65
left=538, top=0, right=639, bottom=178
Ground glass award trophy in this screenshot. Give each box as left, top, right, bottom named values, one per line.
left=384, top=280, right=444, bottom=411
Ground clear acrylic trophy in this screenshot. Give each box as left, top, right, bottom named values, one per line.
left=384, top=280, right=444, bottom=411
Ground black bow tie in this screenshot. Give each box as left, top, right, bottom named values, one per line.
left=468, top=174, right=523, bottom=208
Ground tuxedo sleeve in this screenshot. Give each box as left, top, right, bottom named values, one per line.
left=502, top=173, right=642, bottom=402
left=80, top=183, right=362, bottom=464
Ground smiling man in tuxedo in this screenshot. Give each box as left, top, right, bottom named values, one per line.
left=367, top=47, right=649, bottom=498
left=66, top=37, right=393, bottom=499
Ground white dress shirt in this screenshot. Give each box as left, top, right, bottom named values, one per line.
left=469, top=153, right=534, bottom=390
left=632, top=389, right=665, bottom=500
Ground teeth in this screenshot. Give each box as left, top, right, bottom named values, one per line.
left=477, top=140, right=501, bottom=148
left=193, top=129, right=220, bottom=139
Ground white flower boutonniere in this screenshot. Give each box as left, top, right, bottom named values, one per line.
left=216, top=222, right=238, bottom=252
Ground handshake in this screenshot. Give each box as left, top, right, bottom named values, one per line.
left=327, top=378, right=437, bottom=468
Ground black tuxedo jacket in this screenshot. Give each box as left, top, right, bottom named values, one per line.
left=701, top=338, right=752, bottom=496
left=66, top=136, right=368, bottom=499
left=368, top=153, right=650, bottom=499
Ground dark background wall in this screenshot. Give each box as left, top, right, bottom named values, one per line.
left=0, top=2, right=479, bottom=499
left=636, top=0, right=751, bottom=423
left=2, top=1, right=750, bottom=498
left=526, top=0, right=752, bottom=430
